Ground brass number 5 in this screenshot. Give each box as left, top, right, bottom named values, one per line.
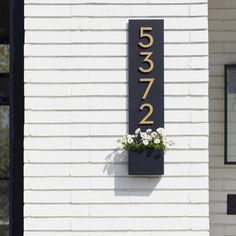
left=139, top=27, right=154, bottom=48
left=139, top=103, right=154, bottom=125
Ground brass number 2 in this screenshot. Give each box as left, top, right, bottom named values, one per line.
left=139, top=103, right=154, bottom=125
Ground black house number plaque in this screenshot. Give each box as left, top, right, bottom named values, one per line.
left=128, top=20, right=164, bottom=175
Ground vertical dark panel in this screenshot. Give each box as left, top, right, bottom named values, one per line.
left=129, top=20, right=164, bottom=134
left=128, top=20, right=164, bottom=176
left=9, top=0, right=24, bottom=235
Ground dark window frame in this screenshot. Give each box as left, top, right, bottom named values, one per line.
left=0, top=37, right=9, bottom=45
left=9, top=0, right=24, bottom=235
left=224, top=64, right=236, bottom=165
left=0, top=73, right=9, bottom=105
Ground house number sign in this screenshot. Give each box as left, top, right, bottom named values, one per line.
left=129, top=20, right=164, bottom=133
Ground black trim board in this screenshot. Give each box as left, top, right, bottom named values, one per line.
left=9, top=0, right=24, bottom=235
left=0, top=73, right=9, bottom=105
left=0, top=37, right=9, bottom=44
left=227, top=194, right=236, bottom=214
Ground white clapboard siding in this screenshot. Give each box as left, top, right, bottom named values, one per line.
left=24, top=83, right=208, bottom=96
left=25, top=30, right=208, bottom=43
left=25, top=17, right=208, bottom=30
left=24, top=189, right=209, bottom=203
left=25, top=0, right=208, bottom=3
left=24, top=217, right=209, bottom=231
left=23, top=233, right=210, bottom=236
left=25, top=96, right=209, bottom=110
left=24, top=149, right=209, bottom=164
left=24, top=0, right=209, bottom=235
left=24, top=123, right=209, bottom=137
left=24, top=44, right=209, bottom=56
left=24, top=4, right=207, bottom=17
left=25, top=57, right=208, bottom=69
left=24, top=136, right=208, bottom=150
left=24, top=203, right=209, bottom=217
left=24, top=163, right=209, bottom=177
left=209, top=0, right=236, bottom=236
left=24, top=110, right=208, bottom=124
left=24, top=70, right=209, bottom=83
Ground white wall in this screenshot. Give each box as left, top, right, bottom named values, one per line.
left=24, top=0, right=209, bottom=235
left=209, top=0, right=236, bottom=235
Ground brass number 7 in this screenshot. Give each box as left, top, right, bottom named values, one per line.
left=139, top=78, right=154, bottom=100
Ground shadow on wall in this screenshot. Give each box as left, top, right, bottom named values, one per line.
left=104, top=149, right=161, bottom=196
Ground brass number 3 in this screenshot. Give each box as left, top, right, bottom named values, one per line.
left=139, top=52, right=154, bottom=74
left=139, top=103, right=154, bottom=125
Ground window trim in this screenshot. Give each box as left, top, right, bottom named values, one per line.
left=9, top=0, right=24, bottom=235
left=0, top=37, right=9, bottom=44
left=0, top=73, right=9, bottom=105
left=224, top=64, right=236, bottom=165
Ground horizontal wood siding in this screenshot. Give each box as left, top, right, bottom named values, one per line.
left=24, top=0, right=209, bottom=235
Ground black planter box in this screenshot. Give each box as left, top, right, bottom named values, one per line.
left=128, top=150, right=164, bottom=176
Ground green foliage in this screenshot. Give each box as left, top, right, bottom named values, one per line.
left=0, top=224, right=8, bottom=236
left=0, top=45, right=9, bottom=73
left=0, top=106, right=9, bottom=179
left=0, top=107, right=9, bottom=223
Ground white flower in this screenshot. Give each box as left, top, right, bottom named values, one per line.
left=143, top=139, right=149, bottom=145
left=127, top=134, right=132, bottom=139
left=117, top=126, right=174, bottom=151
left=135, top=128, right=141, bottom=134
left=154, top=138, right=160, bottom=144
left=140, top=132, right=147, bottom=139
left=156, top=127, right=165, bottom=135
left=127, top=137, right=134, bottom=144
left=151, top=131, right=157, bottom=138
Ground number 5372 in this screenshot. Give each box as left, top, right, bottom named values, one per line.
left=138, top=27, right=155, bottom=125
